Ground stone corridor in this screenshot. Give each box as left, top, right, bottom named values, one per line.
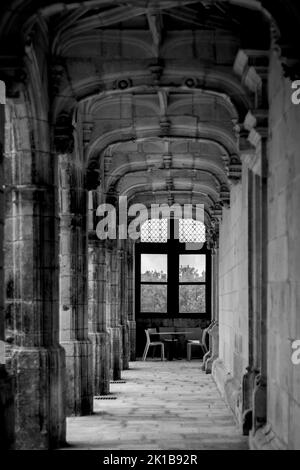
left=66, top=361, right=248, bottom=450
left=1, top=0, right=300, bottom=451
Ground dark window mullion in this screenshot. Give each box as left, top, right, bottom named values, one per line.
left=206, top=252, right=211, bottom=318
left=168, top=218, right=179, bottom=315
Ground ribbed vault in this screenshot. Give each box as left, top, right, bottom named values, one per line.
left=36, top=0, right=273, bottom=234
left=0, top=0, right=279, bottom=238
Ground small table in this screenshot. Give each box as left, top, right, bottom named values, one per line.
left=155, top=332, right=191, bottom=336
left=156, top=332, right=191, bottom=360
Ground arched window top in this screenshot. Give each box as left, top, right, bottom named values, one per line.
left=140, top=218, right=206, bottom=243
left=141, top=219, right=168, bottom=243
left=179, top=219, right=206, bottom=243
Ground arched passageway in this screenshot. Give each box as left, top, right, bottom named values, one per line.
left=0, top=0, right=300, bottom=451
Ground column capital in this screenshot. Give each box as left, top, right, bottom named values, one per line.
left=50, top=61, right=65, bottom=97
left=227, top=155, right=242, bottom=184
left=83, top=121, right=94, bottom=147
left=219, top=184, right=230, bottom=208
left=54, top=111, right=74, bottom=154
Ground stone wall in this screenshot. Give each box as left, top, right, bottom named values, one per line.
left=213, top=167, right=249, bottom=424
left=214, top=51, right=300, bottom=449
left=0, top=81, right=14, bottom=449
left=259, top=51, right=300, bottom=450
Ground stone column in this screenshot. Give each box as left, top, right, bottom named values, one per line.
left=251, top=134, right=268, bottom=432
left=127, top=241, right=136, bottom=361
left=4, top=96, right=65, bottom=449
left=203, top=239, right=219, bottom=373
left=59, top=152, right=93, bottom=416
left=241, top=164, right=259, bottom=435
left=0, top=81, right=14, bottom=449
left=88, top=234, right=110, bottom=395
left=118, top=241, right=129, bottom=370
left=240, top=126, right=268, bottom=436
left=208, top=247, right=219, bottom=373
left=107, top=241, right=122, bottom=380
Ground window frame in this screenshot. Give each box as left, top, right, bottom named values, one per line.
left=140, top=253, right=168, bottom=314
left=178, top=253, right=207, bottom=314
left=135, top=219, right=211, bottom=319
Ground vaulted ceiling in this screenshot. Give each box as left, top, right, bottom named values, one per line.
left=1, top=0, right=298, bottom=236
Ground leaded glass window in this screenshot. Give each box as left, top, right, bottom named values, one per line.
left=140, top=219, right=168, bottom=243
left=179, top=219, right=206, bottom=243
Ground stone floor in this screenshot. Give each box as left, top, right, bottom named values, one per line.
left=65, top=360, right=248, bottom=450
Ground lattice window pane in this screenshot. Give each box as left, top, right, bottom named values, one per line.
left=141, top=219, right=168, bottom=243
left=179, top=219, right=206, bottom=243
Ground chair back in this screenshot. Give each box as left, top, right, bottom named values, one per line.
left=145, top=328, right=159, bottom=343
left=184, top=327, right=202, bottom=341
left=201, top=327, right=209, bottom=348
left=159, top=326, right=174, bottom=340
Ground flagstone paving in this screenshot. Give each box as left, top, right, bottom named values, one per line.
left=65, top=360, right=248, bottom=450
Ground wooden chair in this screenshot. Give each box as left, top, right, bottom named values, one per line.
left=142, top=328, right=165, bottom=361
left=187, top=327, right=208, bottom=360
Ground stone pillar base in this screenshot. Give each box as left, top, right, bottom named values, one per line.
left=253, top=374, right=267, bottom=430
left=10, top=346, right=66, bottom=450
left=242, top=367, right=258, bottom=435
left=121, top=325, right=129, bottom=371
left=128, top=320, right=136, bottom=361
left=249, top=423, right=287, bottom=450
left=204, top=322, right=219, bottom=374
left=0, top=367, right=15, bottom=449
left=212, top=358, right=242, bottom=428
left=202, top=350, right=211, bottom=371
left=205, top=353, right=218, bottom=374
left=61, top=340, right=93, bottom=416
left=108, top=327, right=122, bottom=380
left=89, top=332, right=110, bottom=395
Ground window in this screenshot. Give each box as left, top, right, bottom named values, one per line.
left=136, top=219, right=210, bottom=318
left=179, top=255, right=206, bottom=282
left=179, top=255, right=206, bottom=314
left=140, top=218, right=206, bottom=244
left=179, top=219, right=206, bottom=243
left=141, top=219, right=168, bottom=243
left=140, top=254, right=167, bottom=313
